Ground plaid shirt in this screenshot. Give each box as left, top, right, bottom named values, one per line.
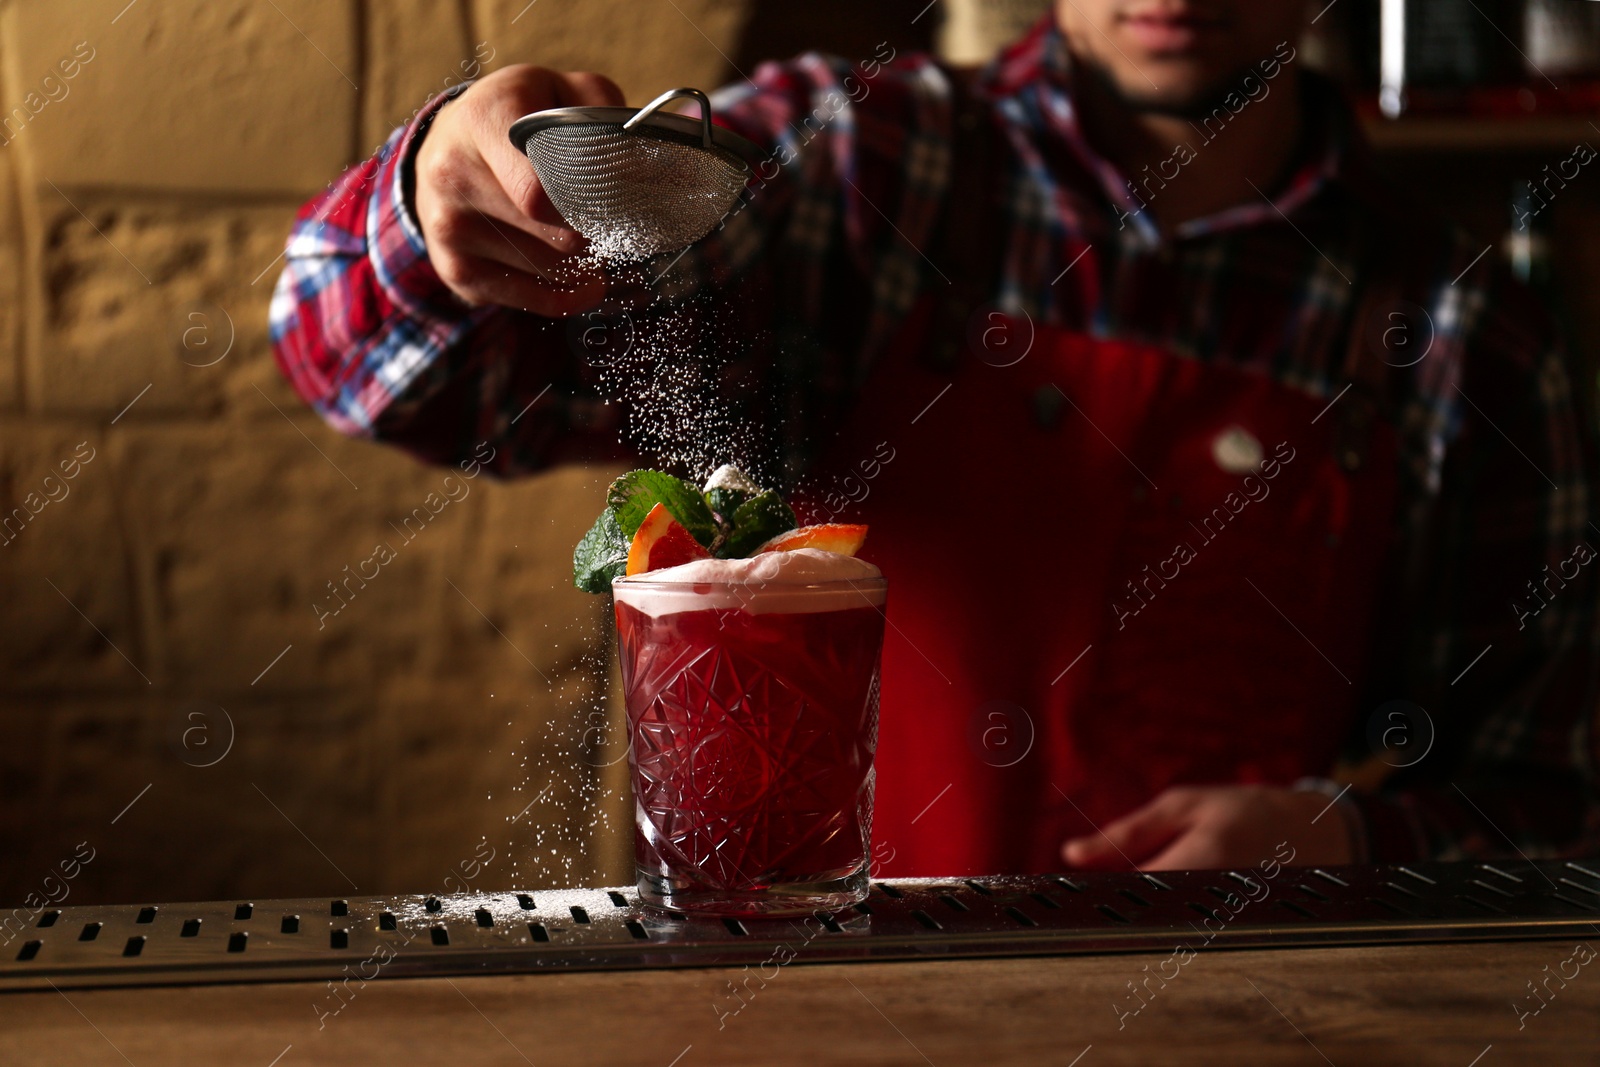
left=272, top=18, right=1599, bottom=864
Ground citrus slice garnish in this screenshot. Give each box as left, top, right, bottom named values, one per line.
left=626, top=502, right=713, bottom=576
left=754, top=523, right=868, bottom=557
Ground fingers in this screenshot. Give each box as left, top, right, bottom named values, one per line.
left=474, top=67, right=626, bottom=228
left=422, top=86, right=569, bottom=241
left=432, top=190, right=594, bottom=279
left=414, top=65, right=624, bottom=312
left=1061, top=789, right=1196, bottom=869
left=419, top=169, right=603, bottom=308
left=432, top=251, right=605, bottom=316
left=1141, top=832, right=1224, bottom=872
left=558, top=71, right=627, bottom=108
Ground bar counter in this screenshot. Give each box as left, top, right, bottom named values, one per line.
left=3, top=866, right=1596, bottom=1064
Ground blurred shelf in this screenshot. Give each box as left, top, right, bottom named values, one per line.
left=1363, top=113, right=1600, bottom=152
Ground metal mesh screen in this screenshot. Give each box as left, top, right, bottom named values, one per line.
left=522, top=123, right=748, bottom=263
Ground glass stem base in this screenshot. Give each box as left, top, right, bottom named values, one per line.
left=637, top=865, right=869, bottom=918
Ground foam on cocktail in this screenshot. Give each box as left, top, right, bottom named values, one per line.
left=613, top=547, right=883, bottom=616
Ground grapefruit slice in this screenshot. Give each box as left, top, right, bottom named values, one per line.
left=626, top=502, right=712, bottom=576
left=754, top=523, right=868, bottom=557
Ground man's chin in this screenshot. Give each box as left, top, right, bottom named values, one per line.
left=1117, top=91, right=1231, bottom=120
left=1088, top=60, right=1263, bottom=121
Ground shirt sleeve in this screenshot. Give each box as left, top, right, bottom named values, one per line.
left=269, top=82, right=480, bottom=439
left=1349, top=266, right=1600, bottom=863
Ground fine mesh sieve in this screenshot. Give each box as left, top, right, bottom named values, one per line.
left=510, top=88, right=761, bottom=263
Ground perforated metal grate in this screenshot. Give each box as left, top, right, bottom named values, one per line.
left=4, top=861, right=1597, bottom=992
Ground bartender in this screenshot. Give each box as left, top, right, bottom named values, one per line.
left=270, top=0, right=1599, bottom=875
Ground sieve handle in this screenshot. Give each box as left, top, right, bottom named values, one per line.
left=624, top=88, right=717, bottom=148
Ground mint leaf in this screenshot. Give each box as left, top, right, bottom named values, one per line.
left=705, top=486, right=751, bottom=520
left=718, top=491, right=798, bottom=558
left=607, top=470, right=716, bottom=545
left=573, top=508, right=630, bottom=593
left=703, top=464, right=759, bottom=522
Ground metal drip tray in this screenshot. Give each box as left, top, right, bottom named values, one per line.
left=5, top=861, right=1598, bottom=992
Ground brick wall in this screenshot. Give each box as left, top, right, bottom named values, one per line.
left=0, top=0, right=975, bottom=910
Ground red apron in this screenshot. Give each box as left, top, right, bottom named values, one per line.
left=797, top=307, right=1400, bottom=876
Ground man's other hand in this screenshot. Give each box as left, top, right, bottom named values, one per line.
left=414, top=64, right=624, bottom=315
left=1060, top=785, right=1355, bottom=871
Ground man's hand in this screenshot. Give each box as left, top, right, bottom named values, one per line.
left=414, top=64, right=624, bottom=315
left=1061, top=785, right=1354, bottom=871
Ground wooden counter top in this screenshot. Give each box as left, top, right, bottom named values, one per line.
left=3, top=939, right=1595, bottom=1066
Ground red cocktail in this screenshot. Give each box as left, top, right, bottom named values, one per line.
left=612, top=571, right=886, bottom=916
